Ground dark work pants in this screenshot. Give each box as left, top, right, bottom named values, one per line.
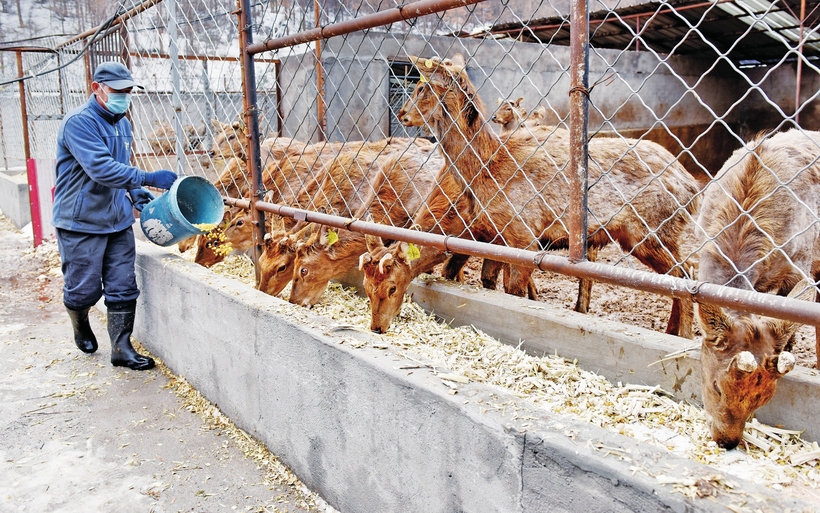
left=56, top=226, right=140, bottom=310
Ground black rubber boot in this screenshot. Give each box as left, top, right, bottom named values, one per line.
left=66, top=306, right=98, bottom=354
left=107, top=300, right=154, bottom=371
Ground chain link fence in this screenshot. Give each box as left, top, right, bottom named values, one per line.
left=1, top=0, right=819, bottom=358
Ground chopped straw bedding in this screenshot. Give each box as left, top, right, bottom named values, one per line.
left=180, top=250, right=820, bottom=502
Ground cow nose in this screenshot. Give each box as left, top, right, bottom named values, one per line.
left=371, top=326, right=383, bottom=334
left=717, top=438, right=740, bottom=450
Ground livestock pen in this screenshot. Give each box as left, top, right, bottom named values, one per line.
left=2, top=0, right=820, bottom=510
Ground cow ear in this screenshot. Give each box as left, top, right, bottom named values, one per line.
left=317, top=225, right=330, bottom=246
left=788, top=278, right=815, bottom=302
left=770, top=278, right=817, bottom=346
left=235, top=114, right=247, bottom=131
left=450, top=54, right=466, bottom=68
left=394, top=242, right=413, bottom=265
left=365, top=233, right=385, bottom=253
left=515, top=97, right=523, bottom=107
left=696, top=302, right=731, bottom=347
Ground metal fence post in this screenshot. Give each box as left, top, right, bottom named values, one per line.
left=17, top=51, right=43, bottom=247
left=568, top=0, right=590, bottom=264
left=168, top=0, right=186, bottom=174
left=238, top=0, right=266, bottom=284
left=314, top=0, right=326, bottom=142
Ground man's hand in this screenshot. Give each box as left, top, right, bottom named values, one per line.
left=143, top=170, right=178, bottom=190
left=129, top=188, right=155, bottom=212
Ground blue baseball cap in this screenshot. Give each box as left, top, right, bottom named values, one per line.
left=92, top=61, right=144, bottom=90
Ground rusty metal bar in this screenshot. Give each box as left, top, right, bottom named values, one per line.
left=120, top=23, right=131, bottom=70
left=247, top=0, right=487, bottom=55
left=567, top=0, right=589, bottom=264
left=84, top=50, right=92, bottom=94
left=222, top=197, right=820, bottom=327
left=56, top=0, right=164, bottom=50
left=314, top=0, right=327, bottom=142
left=476, top=0, right=733, bottom=38
left=795, top=0, right=806, bottom=124
left=0, top=46, right=55, bottom=53
left=237, top=0, right=266, bottom=284
left=127, top=50, right=278, bottom=64
left=275, top=60, right=283, bottom=136
left=16, top=52, right=31, bottom=166
left=17, top=51, right=43, bottom=248
left=57, top=53, right=66, bottom=117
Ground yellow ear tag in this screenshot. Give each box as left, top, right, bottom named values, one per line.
left=326, top=229, right=338, bottom=247
left=418, top=75, right=428, bottom=83
left=425, top=59, right=433, bottom=68
left=406, top=243, right=421, bottom=261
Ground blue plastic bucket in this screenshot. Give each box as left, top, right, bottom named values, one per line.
left=139, top=175, right=224, bottom=246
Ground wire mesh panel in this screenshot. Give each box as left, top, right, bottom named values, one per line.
left=2, top=0, right=820, bottom=363
left=235, top=0, right=820, bottom=361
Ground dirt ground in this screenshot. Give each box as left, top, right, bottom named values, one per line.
left=0, top=214, right=334, bottom=513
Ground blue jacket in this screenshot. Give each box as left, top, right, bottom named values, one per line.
left=52, top=96, right=148, bottom=233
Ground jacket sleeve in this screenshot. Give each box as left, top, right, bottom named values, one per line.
left=61, top=114, right=146, bottom=189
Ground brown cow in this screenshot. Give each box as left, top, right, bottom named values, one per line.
left=360, top=54, right=699, bottom=335
left=193, top=207, right=252, bottom=268
left=696, top=128, right=820, bottom=448
left=491, top=98, right=547, bottom=138
left=258, top=138, right=438, bottom=298
left=288, top=143, right=443, bottom=306
left=257, top=221, right=317, bottom=296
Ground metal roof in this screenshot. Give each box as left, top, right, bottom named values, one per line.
left=459, top=0, right=820, bottom=66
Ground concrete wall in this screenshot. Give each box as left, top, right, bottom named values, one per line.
left=132, top=242, right=817, bottom=512
left=0, top=170, right=31, bottom=229
left=279, top=53, right=322, bottom=142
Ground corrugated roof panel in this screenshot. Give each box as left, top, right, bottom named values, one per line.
left=467, top=0, right=820, bottom=65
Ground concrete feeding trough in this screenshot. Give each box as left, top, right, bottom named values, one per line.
left=132, top=242, right=820, bottom=512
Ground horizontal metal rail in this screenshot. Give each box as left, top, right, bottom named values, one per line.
left=130, top=50, right=278, bottom=64
left=470, top=0, right=734, bottom=38
left=57, top=0, right=164, bottom=49
left=0, top=46, right=57, bottom=54
left=247, top=0, right=488, bottom=55
left=223, top=197, right=820, bottom=327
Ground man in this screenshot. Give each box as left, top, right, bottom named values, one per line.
left=53, top=61, right=178, bottom=371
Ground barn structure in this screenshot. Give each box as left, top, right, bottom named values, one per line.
left=2, top=0, right=820, bottom=510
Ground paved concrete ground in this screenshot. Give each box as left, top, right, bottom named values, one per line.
left=0, top=214, right=334, bottom=513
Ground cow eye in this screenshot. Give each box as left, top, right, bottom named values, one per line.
left=277, top=264, right=287, bottom=273
left=235, top=220, right=244, bottom=227
left=389, top=286, right=397, bottom=296
left=300, top=268, right=309, bottom=277
left=712, top=381, right=722, bottom=398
